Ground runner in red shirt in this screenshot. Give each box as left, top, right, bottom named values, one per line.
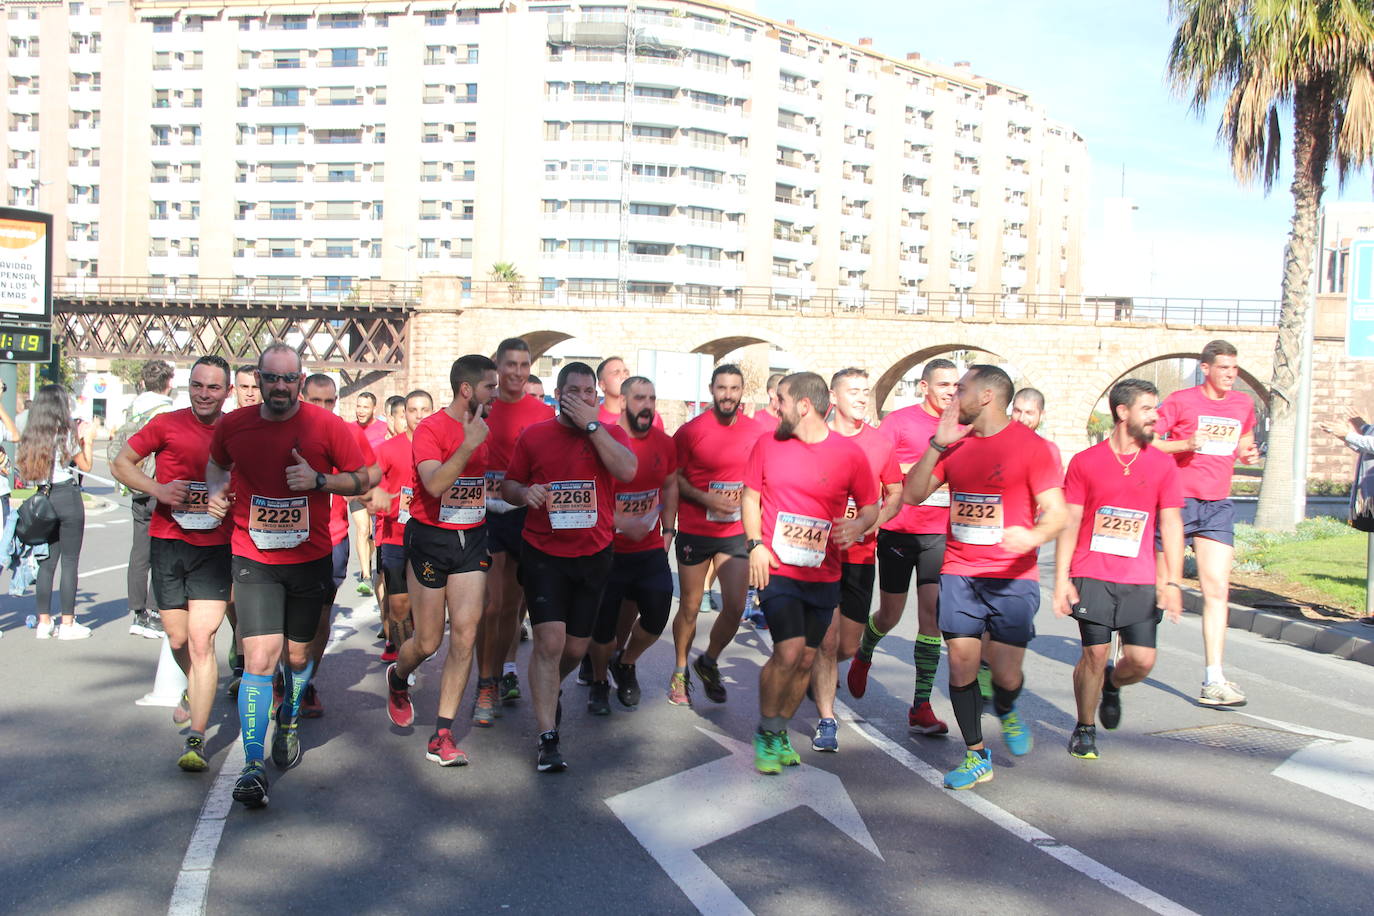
left=1154, top=339, right=1259, bottom=707
left=1054, top=378, right=1185, bottom=760
left=114, top=355, right=233, bottom=773
left=371, top=390, right=434, bottom=663
left=595, top=355, right=663, bottom=430
left=903, top=364, right=1066, bottom=791
left=501, top=361, right=637, bottom=773
left=669, top=365, right=762, bottom=707
left=1011, top=387, right=1064, bottom=469
left=743, top=372, right=877, bottom=774
left=348, top=391, right=388, bottom=598
left=850, top=358, right=959, bottom=738
left=477, top=338, right=555, bottom=717
left=205, top=343, right=373, bottom=809
left=750, top=372, right=785, bottom=435
left=384, top=357, right=497, bottom=767
left=809, top=369, right=903, bottom=753
left=586, top=376, right=679, bottom=713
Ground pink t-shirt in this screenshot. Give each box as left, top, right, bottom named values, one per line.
left=1155, top=386, right=1256, bottom=501
left=1064, top=441, right=1183, bottom=584
left=674, top=411, right=763, bottom=538
left=835, top=424, right=902, bottom=566
left=879, top=402, right=955, bottom=534
left=357, top=418, right=388, bottom=451
left=745, top=431, right=879, bottom=583
left=933, top=421, right=1063, bottom=581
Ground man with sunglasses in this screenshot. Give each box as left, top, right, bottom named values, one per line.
left=206, top=343, right=374, bottom=810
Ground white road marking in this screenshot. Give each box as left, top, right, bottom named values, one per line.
left=166, top=597, right=378, bottom=916
left=81, top=562, right=129, bottom=578
left=1244, top=714, right=1374, bottom=813
left=834, top=700, right=1198, bottom=916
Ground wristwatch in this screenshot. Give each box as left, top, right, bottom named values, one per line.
left=314, top=471, right=327, bottom=491
left=927, top=436, right=948, bottom=453
left=661, top=526, right=677, bottom=536
left=747, top=538, right=765, bottom=552
left=585, top=420, right=601, bottom=434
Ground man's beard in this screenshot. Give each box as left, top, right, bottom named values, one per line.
left=712, top=398, right=738, bottom=421
left=628, top=409, right=653, bottom=433
left=774, top=417, right=795, bottom=440
left=1128, top=421, right=1154, bottom=446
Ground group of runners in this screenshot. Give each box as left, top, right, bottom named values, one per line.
left=110, top=335, right=1258, bottom=808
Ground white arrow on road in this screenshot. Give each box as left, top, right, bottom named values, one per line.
left=1246, top=714, right=1374, bottom=813
left=605, top=726, right=882, bottom=915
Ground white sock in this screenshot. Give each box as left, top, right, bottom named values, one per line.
left=503, top=662, right=517, bottom=676
left=1204, top=665, right=1224, bottom=685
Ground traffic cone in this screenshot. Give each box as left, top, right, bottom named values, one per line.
left=135, top=635, right=188, bottom=707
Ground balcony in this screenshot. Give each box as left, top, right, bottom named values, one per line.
left=1002, top=233, right=1029, bottom=256
left=1004, top=170, right=1032, bottom=192
left=949, top=266, right=977, bottom=289
left=899, top=259, right=929, bottom=281
left=1001, top=266, right=1028, bottom=287
left=900, top=223, right=929, bottom=246
left=951, top=199, right=979, bottom=222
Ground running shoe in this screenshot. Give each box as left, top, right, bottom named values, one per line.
left=356, top=581, right=373, bottom=597
left=300, top=683, right=323, bottom=718
left=34, top=620, right=53, bottom=640
left=1199, top=681, right=1247, bottom=707
left=173, top=690, right=191, bottom=726
left=609, top=654, right=640, bottom=707
left=754, top=730, right=781, bottom=775
left=908, top=701, right=949, bottom=736
left=812, top=717, right=839, bottom=752
left=537, top=730, right=566, bottom=773
left=1068, top=724, right=1099, bottom=759
left=977, top=662, right=993, bottom=702
left=588, top=680, right=611, bottom=716
left=271, top=714, right=301, bottom=770
left=743, top=605, right=768, bottom=630
left=775, top=730, right=801, bottom=767
left=473, top=678, right=499, bottom=727
left=692, top=655, right=727, bottom=703
left=129, top=610, right=149, bottom=637
left=143, top=611, right=166, bottom=638
left=1099, top=665, right=1122, bottom=730
left=846, top=656, right=872, bottom=698
left=386, top=662, right=414, bottom=727
left=426, top=729, right=469, bottom=767
left=943, top=748, right=993, bottom=789
left=667, top=671, right=692, bottom=707
left=576, top=654, right=593, bottom=686
left=500, top=671, right=521, bottom=703
left=177, top=735, right=208, bottom=772
left=226, top=668, right=243, bottom=699
left=519, top=621, right=531, bottom=642
left=233, top=760, right=270, bottom=808
left=998, top=707, right=1033, bottom=756
left=56, top=621, right=92, bottom=640
left=380, top=642, right=398, bottom=663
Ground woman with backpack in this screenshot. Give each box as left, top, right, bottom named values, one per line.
left=17, top=384, right=94, bottom=639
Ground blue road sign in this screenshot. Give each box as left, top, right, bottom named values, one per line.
left=1348, top=238, right=1374, bottom=358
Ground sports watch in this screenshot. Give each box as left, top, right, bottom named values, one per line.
left=585, top=420, right=601, bottom=434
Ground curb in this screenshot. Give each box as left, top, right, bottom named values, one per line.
left=1180, top=587, right=1374, bottom=668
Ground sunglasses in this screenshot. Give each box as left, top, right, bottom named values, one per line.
left=258, top=372, right=302, bottom=384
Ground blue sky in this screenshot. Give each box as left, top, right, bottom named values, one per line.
left=756, top=0, right=1374, bottom=300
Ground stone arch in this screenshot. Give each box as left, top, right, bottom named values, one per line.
left=690, top=334, right=789, bottom=362
left=518, top=329, right=578, bottom=361
left=871, top=341, right=1012, bottom=414
left=1083, top=350, right=1272, bottom=439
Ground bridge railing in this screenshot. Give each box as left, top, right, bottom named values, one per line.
left=53, top=276, right=420, bottom=308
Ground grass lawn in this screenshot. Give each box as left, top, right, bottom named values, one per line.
left=1251, top=532, right=1368, bottom=612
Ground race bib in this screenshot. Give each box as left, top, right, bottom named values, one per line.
left=706, top=480, right=743, bottom=522
left=549, top=480, right=597, bottom=529
left=772, top=511, right=831, bottom=568
left=397, top=486, right=413, bottom=525
left=617, top=487, right=660, bottom=520
left=484, top=469, right=506, bottom=499
left=171, top=481, right=220, bottom=531
left=951, top=492, right=1003, bottom=545
left=920, top=486, right=951, bottom=508
left=439, top=476, right=486, bottom=525
left=1197, top=415, right=1242, bottom=456
left=844, top=497, right=859, bottom=520
left=1090, top=505, right=1148, bottom=558
left=248, top=495, right=309, bottom=550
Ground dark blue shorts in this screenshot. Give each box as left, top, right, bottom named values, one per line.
left=1155, top=497, right=1235, bottom=549
left=760, top=574, right=839, bottom=648
left=938, top=574, right=1040, bottom=647
left=486, top=507, right=527, bottom=556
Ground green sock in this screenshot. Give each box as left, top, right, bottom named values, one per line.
left=912, top=633, right=943, bottom=704
left=857, top=615, right=887, bottom=661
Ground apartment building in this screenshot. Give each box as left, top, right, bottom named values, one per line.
left=3, top=0, right=1089, bottom=308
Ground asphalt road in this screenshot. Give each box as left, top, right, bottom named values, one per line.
left=2, top=462, right=1371, bottom=915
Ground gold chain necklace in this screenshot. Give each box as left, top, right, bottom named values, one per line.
left=1111, top=444, right=1142, bottom=476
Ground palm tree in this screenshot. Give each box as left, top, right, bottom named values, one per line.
left=1167, top=0, right=1374, bottom=530
left=489, top=262, right=522, bottom=285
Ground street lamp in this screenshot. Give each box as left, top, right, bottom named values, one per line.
left=393, top=242, right=416, bottom=299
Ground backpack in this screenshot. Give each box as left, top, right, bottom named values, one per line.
left=107, top=398, right=172, bottom=495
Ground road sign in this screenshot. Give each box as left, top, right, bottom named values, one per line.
left=1347, top=238, right=1374, bottom=358
left=0, top=207, right=52, bottom=325
left=0, top=322, right=51, bottom=362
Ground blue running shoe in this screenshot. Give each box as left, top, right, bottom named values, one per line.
left=943, top=748, right=993, bottom=790
left=812, top=717, right=839, bottom=752
left=999, top=707, right=1033, bottom=756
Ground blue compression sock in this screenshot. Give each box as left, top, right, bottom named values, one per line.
left=286, top=658, right=316, bottom=720
left=238, top=673, right=273, bottom=762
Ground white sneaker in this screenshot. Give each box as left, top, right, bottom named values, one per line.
left=35, top=620, right=54, bottom=639
left=56, top=621, right=93, bottom=640
left=1199, top=680, right=1246, bottom=707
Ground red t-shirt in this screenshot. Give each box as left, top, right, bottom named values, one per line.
left=485, top=394, right=555, bottom=500
left=407, top=409, right=489, bottom=531
left=356, top=418, right=388, bottom=451
left=879, top=402, right=956, bottom=535
left=126, top=407, right=230, bottom=547
left=507, top=418, right=632, bottom=557
left=752, top=410, right=779, bottom=434
left=745, top=431, right=879, bottom=583
left=612, top=427, right=677, bottom=554
left=598, top=403, right=664, bottom=430
left=208, top=403, right=366, bottom=564
left=932, top=421, right=1063, bottom=580
left=674, top=411, right=763, bottom=537
left=835, top=423, right=902, bottom=566
left=1041, top=435, right=1062, bottom=470
left=330, top=423, right=376, bottom=544
left=1156, top=386, right=1256, bottom=501
left=1064, top=441, right=1183, bottom=585
left=376, top=433, right=417, bottom=546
